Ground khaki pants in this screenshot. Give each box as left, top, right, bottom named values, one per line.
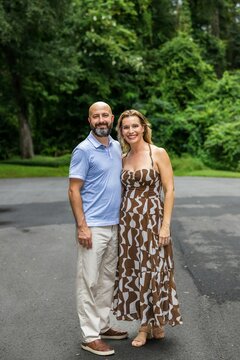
left=76, top=225, right=118, bottom=343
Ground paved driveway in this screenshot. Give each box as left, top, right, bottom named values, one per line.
left=0, top=177, right=239, bottom=360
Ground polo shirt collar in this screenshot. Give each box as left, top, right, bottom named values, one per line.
left=87, top=131, right=113, bottom=148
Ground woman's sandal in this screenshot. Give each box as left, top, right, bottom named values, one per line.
left=152, top=326, right=165, bottom=340
left=132, top=325, right=152, bottom=347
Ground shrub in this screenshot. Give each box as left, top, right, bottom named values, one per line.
left=204, top=121, right=240, bottom=171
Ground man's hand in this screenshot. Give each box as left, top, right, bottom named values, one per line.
left=77, top=225, right=92, bottom=249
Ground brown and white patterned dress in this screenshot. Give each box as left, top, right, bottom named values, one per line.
left=113, top=161, right=182, bottom=327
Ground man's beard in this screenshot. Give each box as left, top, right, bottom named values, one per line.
left=90, top=123, right=113, bottom=137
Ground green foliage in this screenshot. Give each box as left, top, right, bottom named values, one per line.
left=149, top=113, right=190, bottom=155
left=0, top=0, right=239, bottom=172
left=147, top=34, right=215, bottom=110
left=204, top=121, right=240, bottom=171
left=170, top=70, right=240, bottom=168
left=210, top=70, right=240, bottom=100
left=177, top=0, right=192, bottom=35
left=0, top=0, right=81, bottom=157
left=69, top=0, right=144, bottom=106
left=189, top=0, right=240, bottom=73
left=171, top=153, right=208, bottom=174
left=196, top=32, right=226, bottom=77
left=146, top=69, right=240, bottom=173
left=0, top=113, right=18, bottom=159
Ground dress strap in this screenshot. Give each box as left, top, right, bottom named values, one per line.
left=148, top=144, right=154, bottom=168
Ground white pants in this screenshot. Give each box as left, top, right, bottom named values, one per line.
left=76, top=225, right=118, bottom=343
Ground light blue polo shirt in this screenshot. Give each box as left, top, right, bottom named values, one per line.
left=69, top=132, right=122, bottom=226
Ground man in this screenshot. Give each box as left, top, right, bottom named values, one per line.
left=68, top=101, right=127, bottom=356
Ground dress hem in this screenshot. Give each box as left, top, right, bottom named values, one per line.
left=113, top=312, right=183, bottom=327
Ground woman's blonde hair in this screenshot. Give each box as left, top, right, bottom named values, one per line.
left=116, top=109, right=152, bottom=152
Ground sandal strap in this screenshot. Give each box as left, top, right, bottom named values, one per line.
left=139, top=325, right=151, bottom=333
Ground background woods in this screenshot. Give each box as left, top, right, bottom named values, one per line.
left=0, top=0, right=239, bottom=171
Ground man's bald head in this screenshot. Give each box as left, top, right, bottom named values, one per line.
left=89, top=102, right=112, bottom=117
left=88, top=101, right=114, bottom=138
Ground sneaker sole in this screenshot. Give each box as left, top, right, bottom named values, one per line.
left=101, top=334, right=128, bottom=340
left=81, top=343, right=115, bottom=356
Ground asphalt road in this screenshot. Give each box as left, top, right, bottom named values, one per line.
left=0, top=177, right=239, bottom=360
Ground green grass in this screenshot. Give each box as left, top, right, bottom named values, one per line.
left=172, top=154, right=240, bottom=177
left=1, top=154, right=71, bottom=167
left=0, top=154, right=70, bottom=178
left=0, top=154, right=240, bottom=178
left=174, top=168, right=240, bottom=177
left=0, top=164, right=69, bottom=178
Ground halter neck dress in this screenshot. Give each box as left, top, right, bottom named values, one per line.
left=113, top=145, right=182, bottom=327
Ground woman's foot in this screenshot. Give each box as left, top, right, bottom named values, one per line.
left=132, top=325, right=152, bottom=347
left=152, top=326, right=165, bottom=339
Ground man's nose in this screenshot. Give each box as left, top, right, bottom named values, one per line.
left=99, top=116, right=105, bottom=122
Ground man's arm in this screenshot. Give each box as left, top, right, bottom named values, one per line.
left=68, top=178, right=92, bottom=249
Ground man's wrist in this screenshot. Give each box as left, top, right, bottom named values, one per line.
left=76, top=218, right=87, bottom=228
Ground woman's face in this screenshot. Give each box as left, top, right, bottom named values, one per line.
left=121, top=116, right=145, bottom=145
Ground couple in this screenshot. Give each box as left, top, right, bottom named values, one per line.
left=68, top=101, right=182, bottom=356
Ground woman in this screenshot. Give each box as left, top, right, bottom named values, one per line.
left=113, top=109, right=182, bottom=347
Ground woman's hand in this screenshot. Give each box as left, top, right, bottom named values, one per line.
left=159, top=222, right=171, bottom=246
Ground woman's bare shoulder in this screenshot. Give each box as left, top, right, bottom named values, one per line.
left=151, top=145, right=168, bottom=157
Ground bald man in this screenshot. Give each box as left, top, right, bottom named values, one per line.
left=68, top=102, right=128, bottom=356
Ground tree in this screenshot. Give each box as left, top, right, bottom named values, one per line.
left=0, top=0, right=79, bottom=158
left=177, top=0, right=193, bottom=35
left=189, top=0, right=240, bottom=74
left=148, top=34, right=215, bottom=110
left=0, top=0, right=239, bottom=169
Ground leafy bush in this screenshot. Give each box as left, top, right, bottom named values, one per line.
left=147, top=34, right=215, bottom=110
left=149, top=70, right=240, bottom=172
left=150, top=113, right=191, bottom=156
left=171, top=154, right=207, bottom=173
left=204, top=121, right=240, bottom=171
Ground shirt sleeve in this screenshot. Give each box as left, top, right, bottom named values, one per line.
left=69, top=147, right=89, bottom=180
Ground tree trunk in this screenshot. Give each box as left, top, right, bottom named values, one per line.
left=12, top=78, right=35, bottom=158
left=18, top=111, right=34, bottom=159
left=211, top=7, right=223, bottom=78
left=4, top=47, right=34, bottom=158
left=211, top=8, right=220, bottom=38
left=14, top=83, right=35, bottom=159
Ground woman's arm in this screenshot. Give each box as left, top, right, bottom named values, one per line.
left=155, top=147, right=175, bottom=246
